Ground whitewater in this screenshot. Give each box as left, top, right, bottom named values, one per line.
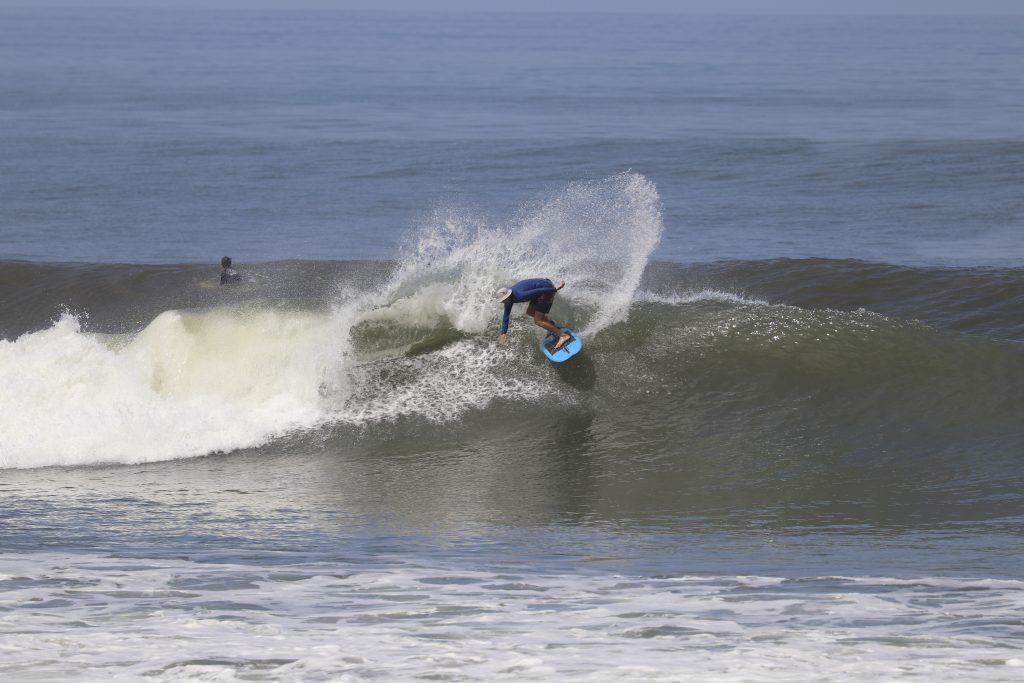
left=3, top=551, right=1023, bottom=682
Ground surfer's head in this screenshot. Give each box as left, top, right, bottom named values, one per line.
left=494, top=287, right=512, bottom=303
left=221, top=256, right=232, bottom=268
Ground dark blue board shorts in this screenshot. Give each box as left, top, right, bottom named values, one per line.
left=531, top=293, right=554, bottom=314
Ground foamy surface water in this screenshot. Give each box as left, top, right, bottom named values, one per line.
left=2, top=552, right=1022, bottom=682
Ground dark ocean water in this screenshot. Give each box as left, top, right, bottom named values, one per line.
left=1, top=7, right=1023, bottom=681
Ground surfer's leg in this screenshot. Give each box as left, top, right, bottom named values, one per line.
left=528, top=307, right=560, bottom=335
left=526, top=309, right=554, bottom=328
left=529, top=295, right=570, bottom=346
left=528, top=305, right=570, bottom=349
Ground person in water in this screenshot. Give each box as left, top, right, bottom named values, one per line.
left=220, top=256, right=240, bottom=285
left=495, top=278, right=571, bottom=350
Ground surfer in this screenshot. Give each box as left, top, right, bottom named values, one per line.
left=220, top=256, right=240, bottom=285
left=496, top=278, right=571, bottom=350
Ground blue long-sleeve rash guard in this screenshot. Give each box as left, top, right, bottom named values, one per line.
left=500, top=278, right=557, bottom=334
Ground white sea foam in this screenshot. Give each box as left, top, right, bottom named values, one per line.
left=1, top=552, right=1022, bottom=682
left=341, top=338, right=554, bottom=424
left=633, top=288, right=770, bottom=306
left=0, top=309, right=344, bottom=469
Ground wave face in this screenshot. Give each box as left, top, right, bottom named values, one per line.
left=2, top=175, right=1023, bottom=496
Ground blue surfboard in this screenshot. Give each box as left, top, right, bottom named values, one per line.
left=541, top=327, right=583, bottom=363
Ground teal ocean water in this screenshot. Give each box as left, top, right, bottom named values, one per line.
left=1, top=8, right=1023, bottom=681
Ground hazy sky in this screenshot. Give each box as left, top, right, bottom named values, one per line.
left=11, top=0, right=1024, bottom=14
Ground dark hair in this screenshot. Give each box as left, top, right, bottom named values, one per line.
left=221, top=256, right=232, bottom=268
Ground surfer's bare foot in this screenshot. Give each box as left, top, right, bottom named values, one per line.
left=554, top=333, right=571, bottom=351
